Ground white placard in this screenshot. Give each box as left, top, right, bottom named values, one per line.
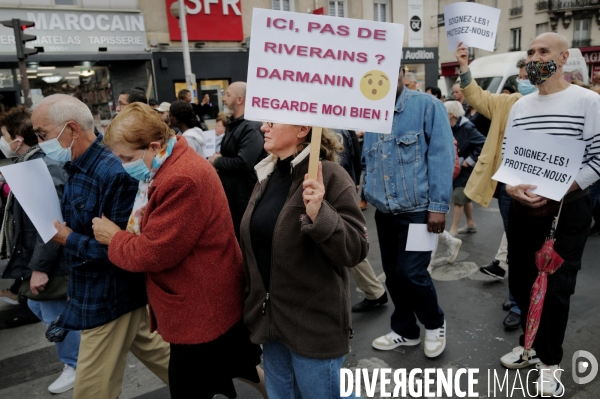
left=492, top=128, right=586, bottom=201
left=0, top=158, right=64, bottom=243
left=408, top=0, right=424, bottom=47
left=202, top=130, right=217, bottom=159
left=245, top=8, right=404, bottom=134
left=444, top=2, right=501, bottom=52
left=30, top=89, right=44, bottom=105
left=406, top=224, right=437, bottom=252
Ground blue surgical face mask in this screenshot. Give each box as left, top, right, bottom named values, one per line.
left=518, top=79, right=537, bottom=96
left=122, top=150, right=150, bottom=181
left=38, top=124, right=73, bottom=163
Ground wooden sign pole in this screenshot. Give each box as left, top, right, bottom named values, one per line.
left=307, top=127, right=323, bottom=180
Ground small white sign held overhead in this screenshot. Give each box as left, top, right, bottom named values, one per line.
left=492, top=128, right=586, bottom=202
left=245, top=8, right=404, bottom=134
left=0, top=159, right=64, bottom=243
left=444, top=2, right=501, bottom=52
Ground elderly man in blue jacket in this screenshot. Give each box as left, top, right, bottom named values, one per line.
left=34, top=94, right=170, bottom=399
left=363, top=67, right=454, bottom=358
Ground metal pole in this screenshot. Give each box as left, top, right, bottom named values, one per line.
left=18, top=60, right=31, bottom=108
left=178, top=0, right=195, bottom=101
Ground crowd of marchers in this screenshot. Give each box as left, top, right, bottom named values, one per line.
left=0, top=31, right=599, bottom=399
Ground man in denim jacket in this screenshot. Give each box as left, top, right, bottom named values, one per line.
left=363, top=67, right=454, bottom=358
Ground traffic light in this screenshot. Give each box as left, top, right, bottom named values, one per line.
left=0, top=19, right=40, bottom=60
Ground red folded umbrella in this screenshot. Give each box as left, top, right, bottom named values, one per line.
left=522, top=237, right=564, bottom=361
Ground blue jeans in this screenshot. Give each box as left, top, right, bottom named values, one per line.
left=374, top=210, right=444, bottom=339
left=263, top=342, right=357, bottom=399
left=497, top=183, right=521, bottom=315
left=28, top=298, right=81, bottom=369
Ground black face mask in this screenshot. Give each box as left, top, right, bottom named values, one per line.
left=525, top=52, right=563, bottom=85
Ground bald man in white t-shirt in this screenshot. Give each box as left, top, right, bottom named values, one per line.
left=499, top=33, right=600, bottom=397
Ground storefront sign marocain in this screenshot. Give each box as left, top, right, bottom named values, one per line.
left=0, top=9, right=146, bottom=53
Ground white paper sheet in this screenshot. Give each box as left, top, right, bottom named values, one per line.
left=202, top=130, right=217, bottom=159
left=444, top=2, right=501, bottom=52
left=0, top=158, right=63, bottom=243
left=406, top=224, right=437, bottom=252
left=492, top=127, right=585, bottom=201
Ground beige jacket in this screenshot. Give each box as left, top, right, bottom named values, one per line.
left=462, top=79, right=522, bottom=207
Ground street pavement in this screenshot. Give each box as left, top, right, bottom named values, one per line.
left=1, top=199, right=599, bottom=399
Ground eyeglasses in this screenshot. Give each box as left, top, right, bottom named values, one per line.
left=33, top=123, right=66, bottom=141
left=34, top=130, right=50, bottom=141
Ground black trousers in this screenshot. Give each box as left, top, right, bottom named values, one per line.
left=375, top=210, right=444, bottom=339
left=168, top=321, right=261, bottom=399
left=508, top=196, right=592, bottom=365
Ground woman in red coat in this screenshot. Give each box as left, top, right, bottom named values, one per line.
left=91, top=103, right=265, bottom=399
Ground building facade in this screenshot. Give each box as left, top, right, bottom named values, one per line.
left=145, top=0, right=442, bottom=113
left=0, top=0, right=152, bottom=130
left=0, top=0, right=443, bottom=119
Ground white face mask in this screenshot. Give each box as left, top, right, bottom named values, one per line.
left=0, top=136, right=21, bottom=158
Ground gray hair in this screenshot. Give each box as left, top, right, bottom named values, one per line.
left=33, top=94, right=94, bottom=132
left=444, top=100, right=466, bottom=118
left=516, top=58, right=527, bottom=69
left=404, top=72, right=417, bottom=82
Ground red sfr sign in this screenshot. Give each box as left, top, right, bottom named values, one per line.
left=166, top=0, right=243, bottom=42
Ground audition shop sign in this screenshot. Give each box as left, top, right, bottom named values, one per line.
left=245, top=9, right=403, bottom=134
left=492, top=128, right=586, bottom=201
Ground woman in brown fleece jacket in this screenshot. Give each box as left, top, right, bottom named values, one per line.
left=240, top=122, right=369, bottom=398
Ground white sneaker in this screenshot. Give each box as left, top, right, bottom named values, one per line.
left=0, top=289, right=18, bottom=305
left=372, top=331, right=420, bottom=350
left=500, top=346, right=541, bottom=369
left=446, top=236, right=462, bottom=264
left=424, top=320, right=446, bottom=358
left=536, top=363, right=564, bottom=397
left=48, top=364, right=76, bottom=394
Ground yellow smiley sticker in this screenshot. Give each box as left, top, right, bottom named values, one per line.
left=360, top=70, right=391, bottom=101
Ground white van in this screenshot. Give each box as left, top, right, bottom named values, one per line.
left=461, top=48, right=588, bottom=94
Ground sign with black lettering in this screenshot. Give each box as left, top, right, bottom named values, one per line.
left=492, top=128, right=586, bottom=201
left=444, top=2, right=500, bottom=52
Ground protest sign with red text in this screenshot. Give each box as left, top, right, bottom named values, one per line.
left=245, top=8, right=403, bottom=134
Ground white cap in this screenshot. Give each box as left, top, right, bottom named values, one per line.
left=156, top=102, right=170, bottom=112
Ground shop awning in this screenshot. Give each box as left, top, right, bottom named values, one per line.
left=580, top=46, right=600, bottom=64
left=441, top=60, right=472, bottom=77
left=0, top=52, right=152, bottom=63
